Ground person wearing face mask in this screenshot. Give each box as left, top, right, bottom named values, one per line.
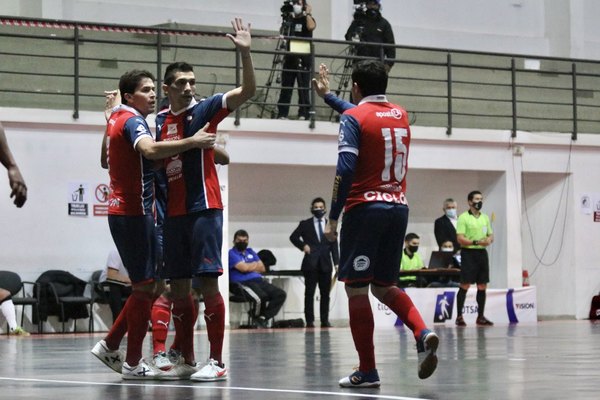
left=276, top=0, right=316, bottom=120
left=434, top=198, right=461, bottom=252
left=290, top=197, right=339, bottom=328
left=229, top=229, right=287, bottom=328
left=398, top=233, right=426, bottom=288
left=455, top=190, right=494, bottom=326
left=427, top=240, right=461, bottom=288
left=345, top=0, right=396, bottom=72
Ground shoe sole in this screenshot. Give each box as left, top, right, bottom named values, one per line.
left=190, top=375, right=228, bottom=382
left=121, top=375, right=158, bottom=380
left=418, top=333, right=439, bottom=379
left=339, top=381, right=381, bottom=388
left=91, top=347, right=123, bottom=373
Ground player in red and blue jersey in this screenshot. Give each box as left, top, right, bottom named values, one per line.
left=91, top=70, right=217, bottom=380
left=151, top=18, right=256, bottom=381
left=318, top=61, right=439, bottom=388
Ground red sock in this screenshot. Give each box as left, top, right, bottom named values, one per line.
left=348, top=295, right=376, bottom=372
left=382, top=287, right=427, bottom=340
left=172, top=294, right=196, bottom=364
left=104, top=297, right=129, bottom=350
left=151, top=295, right=172, bottom=355
left=171, top=298, right=199, bottom=352
left=124, top=290, right=153, bottom=366
left=203, top=292, right=225, bottom=364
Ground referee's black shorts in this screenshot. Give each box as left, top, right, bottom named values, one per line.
left=460, top=248, right=489, bottom=284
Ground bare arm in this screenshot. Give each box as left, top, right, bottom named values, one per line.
left=214, top=146, right=230, bottom=165
left=101, top=90, right=120, bottom=169
left=234, top=260, right=266, bottom=274
left=305, top=3, right=316, bottom=31
left=224, top=18, right=256, bottom=111
left=0, top=122, right=27, bottom=207
left=136, top=122, right=216, bottom=160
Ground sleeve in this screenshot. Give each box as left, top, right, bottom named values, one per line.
left=247, top=248, right=260, bottom=262
left=487, top=215, right=493, bottom=235
left=331, top=238, right=339, bottom=265
left=324, top=93, right=355, bottom=114
left=456, top=215, right=466, bottom=236
left=329, top=114, right=360, bottom=220
left=345, top=20, right=358, bottom=41
left=434, top=219, right=443, bottom=247
left=228, top=248, right=243, bottom=270
left=125, top=117, right=153, bottom=149
left=189, top=94, right=230, bottom=134
left=289, top=222, right=305, bottom=250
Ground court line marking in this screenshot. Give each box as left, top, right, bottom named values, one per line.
left=0, top=376, right=429, bottom=400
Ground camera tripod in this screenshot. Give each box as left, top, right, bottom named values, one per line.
left=329, top=45, right=356, bottom=121
left=258, top=17, right=293, bottom=119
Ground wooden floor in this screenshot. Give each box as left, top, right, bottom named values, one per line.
left=1, top=320, right=599, bottom=400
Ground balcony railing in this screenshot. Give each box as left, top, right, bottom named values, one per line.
left=2, top=16, right=600, bottom=140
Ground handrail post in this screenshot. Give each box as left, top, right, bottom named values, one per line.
left=156, top=31, right=163, bottom=111
left=309, top=39, right=316, bottom=129
left=72, top=25, right=80, bottom=120
left=572, top=63, right=578, bottom=141
left=446, top=53, right=452, bottom=136
left=511, top=58, right=517, bottom=138
left=234, top=47, right=241, bottom=126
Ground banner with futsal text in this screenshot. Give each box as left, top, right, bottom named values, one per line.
left=370, top=287, right=537, bottom=327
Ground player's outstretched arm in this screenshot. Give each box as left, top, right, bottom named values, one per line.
left=0, top=122, right=27, bottom=207
left=313, top=64, right=354, bottom=114
left=225, top=18, right=256, bottom=111
left=137, top=122, right=215, bottom=160
left=101, top=90, right=121, bottom=169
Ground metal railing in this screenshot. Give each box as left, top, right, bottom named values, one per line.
left=2, top=16, right=600, bottom=139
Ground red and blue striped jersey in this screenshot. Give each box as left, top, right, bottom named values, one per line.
left=106, top=105, right=156, bottom=216
left=338, top=95, right=411, bottom=212
left=155, top=94, right=230, bottom=217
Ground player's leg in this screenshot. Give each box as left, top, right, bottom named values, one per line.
left=336, top=206, right=380, bottom=388
left=190, top=209, right=228, bottom=382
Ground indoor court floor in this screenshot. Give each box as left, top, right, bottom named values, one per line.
left=1, top=320, right=599, bottom=400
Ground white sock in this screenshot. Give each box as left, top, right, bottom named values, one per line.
left=0, top=299, right=18, bottom=331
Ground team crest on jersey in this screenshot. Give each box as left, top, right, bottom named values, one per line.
left=167, top=124, right=178, bottom=135
left=353, top=255, right=370, bottom=272
left=135, top=124, right=149, bottom=136
left=375, top=108, right=403, bottom=119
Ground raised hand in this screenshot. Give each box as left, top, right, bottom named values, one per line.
left=312, top=63, right=331, bottom=98
left=226, top=17, right=251, bottom=52
left=8, top=165, right=27, bottom=208
left=104, top=90, right=121, bottom=121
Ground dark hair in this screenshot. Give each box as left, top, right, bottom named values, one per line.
left=311, top=197, right=326, bottom=208
left=467, top=190, right=482, bottom=202
left=164, top=62, right=194, bottom=85
left=119, top=70, right=155, bottom=105
left=405, top=232, right=420, bottom=242
left=233, top=229, right=249, bottom=240
left=351, top=60, right=388, bottom=97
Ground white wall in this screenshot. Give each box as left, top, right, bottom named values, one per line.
left=3, top=107, right=600, bottom=323
left=3, top=0, right=600, bottom=59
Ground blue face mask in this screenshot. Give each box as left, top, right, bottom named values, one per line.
left=445, top=209, right=457, bottom=219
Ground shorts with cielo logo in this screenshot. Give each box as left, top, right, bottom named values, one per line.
left=337, top=202, right=409, bottom=287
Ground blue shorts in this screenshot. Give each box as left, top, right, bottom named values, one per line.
left=108, top=214, right=157, bottom=284
left=338, top=203, right=409, bottom=287
left=162, top=209, right=224, bottom=279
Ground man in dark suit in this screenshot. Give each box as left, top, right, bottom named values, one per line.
left=290, top=197, right=339, bottom=328
left=434, top=198, right=460, bottom=251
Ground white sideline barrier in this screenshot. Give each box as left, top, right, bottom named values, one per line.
left=371, top=286, right=537, bottom=327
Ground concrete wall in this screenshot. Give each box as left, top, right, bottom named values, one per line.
left=3, top=0, right=600, bottom=59
left=2, top=108, right=599, bottom=325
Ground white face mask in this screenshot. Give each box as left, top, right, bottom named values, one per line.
left=445, top=208, right=457, bottom=219
left=441, top=247, right=454, bottom=252
left=293, top=4, right=303, bottom=15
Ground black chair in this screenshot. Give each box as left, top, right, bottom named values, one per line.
left=0, top=270, right=41, bottom=334
left=229, top=282, right=259, bottom=328
left=35, top=270, right=94, bottom=333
